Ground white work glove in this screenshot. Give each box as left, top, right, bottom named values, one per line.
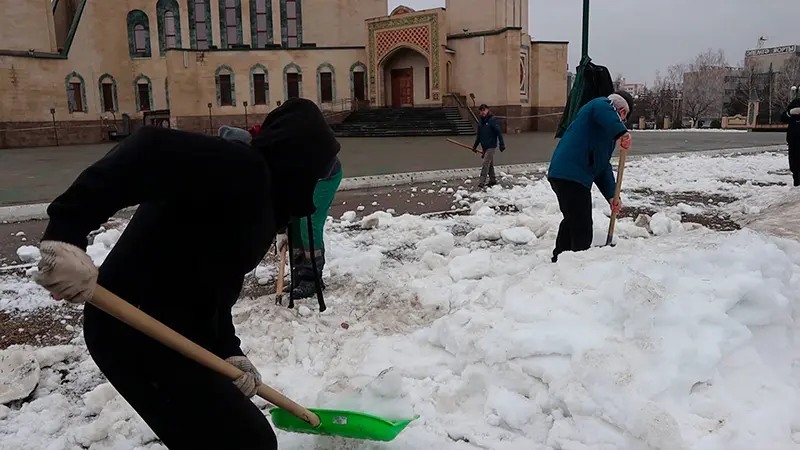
left=790, top=107, right=800, bottom=116
left=226, top=356, right=262, bottom=398
left=34, top=241, right=98, bottom=304
left=275, top=233, right=288, bottom=253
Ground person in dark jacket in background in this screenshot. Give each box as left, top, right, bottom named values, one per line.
left=472, top=104, right=506, bottom=188
left=547, top=91, right=633, bottom=262
left=33, top=98, right=340, bottom=450
left=780, top=98, right=800, bottom=186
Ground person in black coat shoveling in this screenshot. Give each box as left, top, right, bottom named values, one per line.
left=547, top=91, right=634, bottom=262
left=33, top=98, right=340, bottom=450
left=472, top=104, right=506, bottom=188
left=781, top=98, right=800, bottom=186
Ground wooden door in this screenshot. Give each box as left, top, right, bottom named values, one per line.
left=391, top=68, right=413, bottom=107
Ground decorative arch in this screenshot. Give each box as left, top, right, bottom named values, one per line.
left=157, top=0, right=183, bottom=55
left=390, top=5, right=415, bottom=15
left=283, top=62, right=302, bottom=100
left=127, top=10, right=152, bottom=58
left=133, top=74, right=154, bottom=112
left=250, top=0, right=273, bottom=48
left=219, top=0, right=243, bottom=48
left=316, top=63, right=336, bottom=104
left=367, top=13, right=440, bottom=105
left=250, top=64, right=270, bottom=105
left=98, top=73, right=119, bottom=113
left=378, top=43, right=429, bottom=68
left=188, top=0, right=213, bottom=49
left=65, top=72, right=87, bottom=113
left=215, top=64, right=236, bottom=106
left=349, top=61, right=367, bottom=101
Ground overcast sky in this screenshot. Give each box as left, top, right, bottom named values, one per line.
left=387, top=0, right=798, bottom=84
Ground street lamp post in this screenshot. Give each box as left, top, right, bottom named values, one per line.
left=243, top=101, right=249, bottom=129
left=207, top=103, right=213, bottom=135
left=581, top=0, right=590, bottom=58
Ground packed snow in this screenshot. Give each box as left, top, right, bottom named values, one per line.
left=2, top=149, right=800, bottom=450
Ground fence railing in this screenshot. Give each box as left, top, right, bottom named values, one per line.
left=319, top=98, right=357, bottom=117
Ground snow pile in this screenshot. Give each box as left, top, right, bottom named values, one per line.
left=2, top=150, right=800, bottom=449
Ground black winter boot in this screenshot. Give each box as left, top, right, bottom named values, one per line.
left=284, top=248, right=306, bottom=292
left=291, top=278, right=327, bottom=300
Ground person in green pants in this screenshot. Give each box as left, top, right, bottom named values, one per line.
left=276, top=156, right=343, bottom=300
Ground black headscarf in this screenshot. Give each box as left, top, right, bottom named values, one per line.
left=251, top=98, right=341, bottom=227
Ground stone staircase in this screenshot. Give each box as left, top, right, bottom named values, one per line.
left=330, top=107, right=476, bottom=137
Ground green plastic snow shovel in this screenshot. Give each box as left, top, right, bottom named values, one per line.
left=89, top=285, right=418, bottom=442
left=270, top=407, right=418, bottom=441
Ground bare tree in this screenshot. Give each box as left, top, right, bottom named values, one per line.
left=726, top=60, right=761, bottom=116
left=774, top=56, right=800, bottom=112
left=613, top=73, right=624, bottom=91
left=678, top=49, right=729, bottom=127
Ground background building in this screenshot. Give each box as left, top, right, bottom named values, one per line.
left=0, top=0, right=568, bottom=148
left=744, top=44, right=799, bottom=72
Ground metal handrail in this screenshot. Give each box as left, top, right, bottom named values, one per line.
left=449, top=93, right=479, bottom=124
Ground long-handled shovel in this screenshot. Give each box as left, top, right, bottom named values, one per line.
left=274, top=246, right=287, bottom=306
left=445, top=138, right=483, bottom=154
left=90, top=286, right=418, bottom=441
left=605, top=149, right=629, bottom=247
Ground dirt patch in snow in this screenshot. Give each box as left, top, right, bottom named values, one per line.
left=0, top=305, right=82, bottom=347
left=629, top=188, right=738, bottom=207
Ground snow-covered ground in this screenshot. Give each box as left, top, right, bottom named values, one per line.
left=2, top=149, right=800, bottom=450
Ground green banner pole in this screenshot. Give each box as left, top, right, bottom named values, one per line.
left=581, top=0, right=590, bottom=58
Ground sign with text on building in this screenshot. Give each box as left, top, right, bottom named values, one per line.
left=745, top=45, right=798, bottom=57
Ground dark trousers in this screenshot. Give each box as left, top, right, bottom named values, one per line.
left=84, top=304, right=278, bottom=450
left=479, top=148, right=497, bottom=186
left=549, top=177, right=593, bottom=261
left=789, top=143, right=800, bottom=186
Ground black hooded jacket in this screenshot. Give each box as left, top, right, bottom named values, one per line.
left=42, top=98, right=340, bottom=358
left=781, top=98, right=800, bottom=146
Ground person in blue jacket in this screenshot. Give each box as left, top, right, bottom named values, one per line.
left=472, top=104, right=506, bottom=188
left=547, top=91, right=634, bottom=262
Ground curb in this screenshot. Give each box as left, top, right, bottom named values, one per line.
left=0, top=144, right=787, bottom=223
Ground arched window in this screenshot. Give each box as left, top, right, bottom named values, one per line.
left=98, top=74, right=118, bottom=113
left=216, top=65, right=236, bottom=106
left=134, top=74, right=154, bottom=112
left=156, top=0, right=184, bottom=56
left=65, top=72, right=87, bottom=113
left=127, top=10, right=152, bottom=58
left=219, top=0, right=242, bottom=48
left=189, top=0, right=212, bottom=50
left=280, top=0, right=302, bottom=48
left=250, top=0, right=273, bottom=48
left=349, top=62, right=367, bottom=102
left=250, top=64, right=269, bottom=105
left=134, top=25, right=147, bottom=52
left=283, top=62, right=302, bottom=100
left=317, top=63, right=335, bottom=104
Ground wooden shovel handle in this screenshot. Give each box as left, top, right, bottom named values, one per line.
left=605, top=149, right=629, bottom=246
left=276, top=246, right=287, bottom=296
left=90, top=285, right=321, bottom=427
left=446, top=138, right=482, bottom=153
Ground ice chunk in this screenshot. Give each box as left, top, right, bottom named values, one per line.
left=416, top=232, right=455, bottom=256
left=449, top=250, right=492, bottom=281
left=340, top=211, right=357, bottom=222
left=16, top=245, right=41, bottom=263
left=500, top=227, right=537, bottom=244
